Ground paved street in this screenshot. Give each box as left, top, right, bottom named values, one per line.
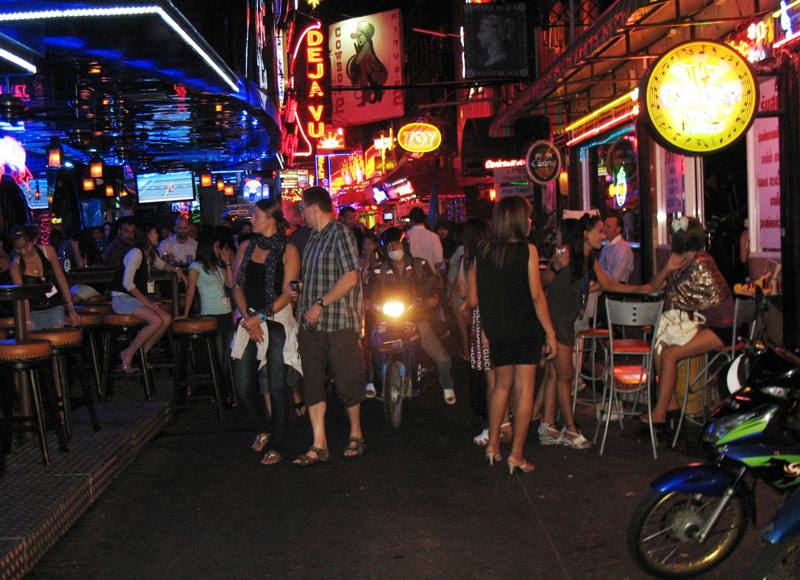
left=30, top=372, right=780, bottom=579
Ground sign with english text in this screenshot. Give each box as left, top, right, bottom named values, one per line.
left=329, top=9, right=404, bottom=126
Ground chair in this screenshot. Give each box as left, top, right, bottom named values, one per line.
left=101, top=314, right=154, bottom=401
left=0, top=339, right=68, bottom=465
left=75, top=312, right=104, bottom=399
left=670, top=296, right=758, bottom=448
left=30, top=327, right=101, bottom=440
left=595, top=297, right=663, bottom=459
left=170, top=317, right=223, bottom=419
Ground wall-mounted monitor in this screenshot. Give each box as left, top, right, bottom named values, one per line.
left=383, top=212, right=394, bottom=221
left=136, top=171, right=195, bottom=204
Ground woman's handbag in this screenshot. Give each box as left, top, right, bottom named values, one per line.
left=653, top=309, right=706, bottom=355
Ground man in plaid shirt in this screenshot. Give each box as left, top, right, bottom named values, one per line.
left=293, top=187, right=365, bottom=466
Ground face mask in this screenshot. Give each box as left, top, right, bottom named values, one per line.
left=387, top=249, right=404, bottom=261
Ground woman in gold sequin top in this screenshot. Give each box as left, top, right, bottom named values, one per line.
left=646, top=217, right=734, bottom=425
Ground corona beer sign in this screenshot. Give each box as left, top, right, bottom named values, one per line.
left=397, top=122, right=441, bottom=154
left=643, top=40, right=758, bottom=155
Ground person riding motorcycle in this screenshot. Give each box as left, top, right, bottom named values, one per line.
left=368, top=227, right=456, bottom=405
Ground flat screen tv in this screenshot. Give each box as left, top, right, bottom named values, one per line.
left=136, top=171, right=195, bottom=204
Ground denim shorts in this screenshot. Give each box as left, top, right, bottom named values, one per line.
left=112, top=293, right=144, bottom=315
left=30, top=305, right=65, bottom=331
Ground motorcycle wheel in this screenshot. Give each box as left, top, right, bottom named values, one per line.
left=383, top=361, right=404, bottom=429
left=627, top=490, right=748, bottom=577
left=745, top=540, right=800, bottom=580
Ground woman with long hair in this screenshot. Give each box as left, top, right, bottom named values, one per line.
left=179, top=230, right=236, bottom=400
left=110, top=223, right=179, bottom=372
left=10, top=225, right=79, bottom=330
left=536, top=214, right=651, bottom=449
left=231, top=199, right=301, bottom=465
left=473, top=197, right=558, bottom=474
left=646, top=217, right=733, bottom=426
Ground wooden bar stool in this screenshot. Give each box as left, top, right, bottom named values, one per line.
left=76, top=312, right=104, bottom=399
left=76, top=303, right=113, bottom=316
left=30, top=327, right=101, bottom=440
left=171, top=317, right=223, bottom=419
left=0, top=339, right=68, bottom=465
left=101, top=314, right=154, bottom=401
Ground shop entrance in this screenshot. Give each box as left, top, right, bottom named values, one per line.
left=703, top=138, right=748, bottom=285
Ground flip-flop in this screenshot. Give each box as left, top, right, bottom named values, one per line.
left=343, top=437, right=365, bottom=458
left=260, top=450, right=282, bottom=465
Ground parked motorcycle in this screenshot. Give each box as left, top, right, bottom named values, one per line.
left=369, top=298, right=424, bottom=429
left=627, top=342, right=800, bottom=577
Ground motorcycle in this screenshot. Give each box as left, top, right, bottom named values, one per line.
left=627, top=340, right=800, bottom=577
left=369, top=298, right=424, bottom=429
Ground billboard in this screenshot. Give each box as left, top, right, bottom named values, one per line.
left=329, top=9, right=404, bottom=126
left=463, top=3, right=529, bottom=80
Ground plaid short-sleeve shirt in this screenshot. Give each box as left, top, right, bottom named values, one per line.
left=299, top=220, right=363, bottom=333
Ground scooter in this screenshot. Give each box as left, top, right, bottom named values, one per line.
left=627, top=340, right=800, bottom=577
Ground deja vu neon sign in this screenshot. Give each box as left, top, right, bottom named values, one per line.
left=305, top=26, right=326, bottom=140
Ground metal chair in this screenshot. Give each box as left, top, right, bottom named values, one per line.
left=670, top=296, right=758, bottom=448
left=595, top=296, right=663, bottom=459
left=571, top=295, right=608, bottom=413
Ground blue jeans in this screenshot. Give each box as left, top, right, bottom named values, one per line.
left=232, top=321, right=288, bottom=452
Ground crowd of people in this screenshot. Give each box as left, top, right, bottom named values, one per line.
left=1, top=186, right=735, bottom=471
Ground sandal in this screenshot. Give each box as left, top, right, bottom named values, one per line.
left=473, top=428, right=489, bottom=447
left=292, top=447, right=330, bottom=466
left=499, top=422, right=513, bottom=444
left=538, top=422, right=561, bottom=446
left=343, top=437, right=366, bottom=458
left=251, top=433, right=270, bottom=453
left=560, top=425, right=592, bottom=450
left=260, top=449, right=282, bottom=465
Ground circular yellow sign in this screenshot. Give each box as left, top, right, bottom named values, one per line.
left=643, top=40, right=758, bottom=154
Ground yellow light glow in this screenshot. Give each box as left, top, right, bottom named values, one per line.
left=644, top=41, right=758, bottom=154
left=565, top=89, right=638, bottom=132
left=382, top=301, right=405, bottom=318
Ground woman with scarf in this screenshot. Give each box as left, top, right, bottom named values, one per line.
left=231, top=199, right=301, bottom=465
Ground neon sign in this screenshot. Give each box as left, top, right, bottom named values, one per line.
left=643, top=40, right=758, bottom=154
left=726, top=17, right=773, bottom=63
left=0, top=136, right=32, bottom=187
left=774, top=0, right=800, bottom=48
left=484, top=159, right=524, bottom=170
left=608, top=166, right=628, bottom=207
left=318, top=128, right=345, bottom=150
left=305, top=27, right=326, bottom=140
left=397, top=122, right=441, bottom=153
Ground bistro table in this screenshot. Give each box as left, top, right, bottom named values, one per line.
left=0, top=283, right=50, bottom=440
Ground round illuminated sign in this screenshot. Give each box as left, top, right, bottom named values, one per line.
left=397, top=122, right=442, bottom=153
left=525, top=140, right=561, bottom=184
left=643, top=40, right=758, bottom=155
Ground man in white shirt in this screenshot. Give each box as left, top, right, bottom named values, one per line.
left=600, top=212, right=634, bottom=283
left=405, top=206, right=444, bottom=273
left=157, top=217, right=198, bottom=266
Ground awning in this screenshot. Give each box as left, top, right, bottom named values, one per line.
left=489, top=0, right=770, bottom=136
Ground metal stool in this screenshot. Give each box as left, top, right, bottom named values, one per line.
left=30, top=327, right=101, bottom=441
left=76, top=312, right=104, bottom=399
left=0, top=339, right=68, bottom=465
left=171, top=317, right=223, bottom=419
left=101, top=314, right=154, bottom=401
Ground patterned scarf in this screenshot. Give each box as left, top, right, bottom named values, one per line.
left=236, top=233, right=287, bottom=315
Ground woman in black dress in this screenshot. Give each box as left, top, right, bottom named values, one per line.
left=473, top=196, right=557, bottom=474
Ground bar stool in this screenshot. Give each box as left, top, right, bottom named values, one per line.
left=76, top=303, right=113, bottom=316
left=101, top=314, right=154, bottom=401
left=76, top=312, right=104, bottom=399
left=171, top=317, right=223, bottom=419
left=0, top=339, right=68, bottom=465
left=30, top=327, right=101, bottom=440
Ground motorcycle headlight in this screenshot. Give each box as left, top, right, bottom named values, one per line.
left=704, top=405, right=778, bottom=444
left=382, top=301, right=406, bottom=318
left=761, top=386, right=791, bottom=400
left=725, top=355, right=745, bottom=395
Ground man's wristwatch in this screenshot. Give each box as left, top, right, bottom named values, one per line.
left=316, top=298, right=325, bottom=308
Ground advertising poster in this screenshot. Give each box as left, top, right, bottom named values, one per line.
left=463, top=3, right=529, bottom=80
left=329, top=9, right=404, bottom=126
left=664, top=151, right=685, bottom=215
left=754, top=116, right=781, bottom=251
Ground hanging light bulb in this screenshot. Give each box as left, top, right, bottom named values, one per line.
left=89, top=155, right=104, bottom=178
left=47, top=137, right=63, bottom=168
left=83, top=178, right=95, bottom=191
left=224, top=184, right=234, bottom=196
left=105, top=184, right=114, bottom=197
left=216, top=178, right=225, bottom=191
left=201, top=172, right=212, bottom=187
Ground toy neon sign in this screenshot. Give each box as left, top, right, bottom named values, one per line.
left=0, top=136, right=32, bottom=187
left=643, top=41, right=758, bottom=154
left=397, top=122, right=441, bottom=153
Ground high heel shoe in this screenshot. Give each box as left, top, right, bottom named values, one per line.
left=485, top=449, right=502, bottom=466
left=507, top=457, right=535, bottom=474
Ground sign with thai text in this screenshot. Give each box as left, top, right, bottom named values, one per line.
left=726, top=16, right=774, bottom=63
left=754, top=79, right=781, bottom=251
left=397, top=122, right=441, bottom=153
left=643, top=41, right=758, bottom=155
